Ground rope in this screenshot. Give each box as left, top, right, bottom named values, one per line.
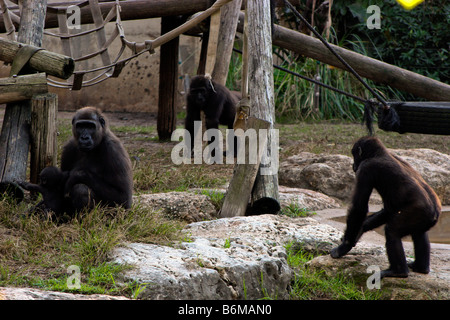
left=1, top=0, right=232, bottom=90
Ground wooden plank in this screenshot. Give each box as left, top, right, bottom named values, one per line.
left=204, top=10, right=221, bottom=75
left=0, top=73, right=48, bottom=104
left=220, top=117, right=271, bottom=218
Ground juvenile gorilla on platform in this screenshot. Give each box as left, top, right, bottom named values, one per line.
left=331, top=136, right=441, bottom=278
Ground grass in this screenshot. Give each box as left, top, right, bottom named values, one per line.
left=0, top=114, right=448, bottom=299
left=286, top=243, right=384, bottom=300
left=0, top=196, right=184, bottom=297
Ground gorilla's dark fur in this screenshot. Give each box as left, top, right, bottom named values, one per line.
left=61, top=107, right=133, bottom=211
left=331, top=136, right=441, bottom=278
left=18, top=166, right=68, bottom=215
left=185, top=75, right=239, bottom=155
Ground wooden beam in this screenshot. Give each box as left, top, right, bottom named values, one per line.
left=157, top=17, right=180, bottom=141
left=271, top=24, right=450, bottom=101
left=220, top=117, right=271, bottom=218
left=0, top=0, right=302, bottom=33
left=0, top=38, right=75, bottom=80
left=211, top=0, right=243, bottom=86
left=0, top=73, right=48, bottom=104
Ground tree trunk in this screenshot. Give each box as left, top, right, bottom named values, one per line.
left=0, top=0, right=47, bottom=188
left=247, top=0, right=280, bottom=214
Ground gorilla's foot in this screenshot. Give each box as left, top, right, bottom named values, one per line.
left=380, top=269, right=409, bottom=278
left=408, top=262, right=430, bottom=274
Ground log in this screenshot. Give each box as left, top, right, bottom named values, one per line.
left=30, top=94, right=58, bottom=185
left=0, top=38, right=75, bottom=80
left=211, top=0, right=243, bottom=86
left=0, top=0, right=47, bottom=190
left=157, top=17, right=180, bottom=141
left=235, top=14, right=450, bottom=101
left=272, top=25, right=450, bottom=101
left=0, top=73, right=48, bottom=104
left=247, top=0, right=280, bottom=214
left=220, top=117, right=271, bottom=218
left=0, top=0, right=302, bottom=33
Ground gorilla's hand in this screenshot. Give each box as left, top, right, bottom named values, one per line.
left=330, top=241, right=353, bottom=258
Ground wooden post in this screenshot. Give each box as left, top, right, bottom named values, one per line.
left=211, top=0, right=243, bottom=86
left=247, top=0, right=280, bottom=214
left=204, top=11, right=221, bottom=75
left=0, top=73, right=48, bottom=104
left=30, top=93, right=58, bottom=185
left=0, top=0, right=47, bottom=188
left=157, top=16, right=181, bottom=141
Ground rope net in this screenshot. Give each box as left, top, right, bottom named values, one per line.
left=0, top=0, right=232, bottom=90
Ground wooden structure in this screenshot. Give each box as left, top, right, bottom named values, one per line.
left=0, top=1, right=74, bottom=195
left=0, top=0, right=48, bottom=188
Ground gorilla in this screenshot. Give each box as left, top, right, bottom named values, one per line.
left=61, top=107, right=133, bottom=211
left=18, top=166, right=68, bottom=216
left=331, top=136, right=441, bottom=278
left=185, top=75, right=239, bottom=157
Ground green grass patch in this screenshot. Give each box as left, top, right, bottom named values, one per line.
left=0, top=197, right=184, bottom=297
left=285, top=243, right=383, bottom=300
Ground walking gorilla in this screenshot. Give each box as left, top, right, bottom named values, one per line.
left=331, top=136, right=441, bottom=278
left=185, top=75, right=239, bottom=157
left=61, top=107, right=133, bottom=211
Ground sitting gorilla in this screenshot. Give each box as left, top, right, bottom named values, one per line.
left=61, top=107, right=133, bottom=212
left=331, top=136, right=441, bottom=278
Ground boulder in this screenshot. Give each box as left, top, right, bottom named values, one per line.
left=391, top=149, right=450, bottom=205
left=138, top=192, right=218, bottom=222
left=279, top=152, right=355, bottom=201
left=110, top=215, right=342, bottom=300
left=279, top=149, right=450, bottom=204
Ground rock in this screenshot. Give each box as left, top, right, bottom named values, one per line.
left=279, top=149, right=450, bottom=204
left=110, top=215, right=343, bottom=300
left=137, top=192, right=218, bottom=222
left=391, top=149, right=450, bottom=204
left=0, top=287, right=128, bottom=300
left=279, top=152, right=355, bottom=201
left=278, top=186, right=340, bottom=211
